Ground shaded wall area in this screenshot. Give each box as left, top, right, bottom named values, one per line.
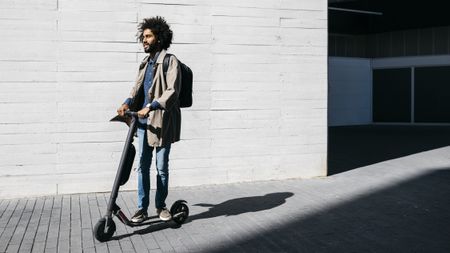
left=328, top=57, right=372, bottom=126
left=329, top=26, right=450, bottom=58
left=329, top=0, right=450, bottom=58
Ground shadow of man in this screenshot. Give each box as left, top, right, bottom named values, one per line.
left=188, top=192, right=294, bottom=222
left=111, top=192, right=294, bottom=240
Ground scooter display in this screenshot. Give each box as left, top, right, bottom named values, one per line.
left=93, top=110, right=189, bottom=242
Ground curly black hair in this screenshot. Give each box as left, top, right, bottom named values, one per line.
left=137, top=16, right=173, bottom=50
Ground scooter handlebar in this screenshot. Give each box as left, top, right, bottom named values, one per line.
left=110, top=110, right=139, bottom=123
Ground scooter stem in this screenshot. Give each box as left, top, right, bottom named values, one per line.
left=106, top=113, right=138, bottom=217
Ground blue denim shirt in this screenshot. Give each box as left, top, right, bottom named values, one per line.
left=142, top=52, right=159, bottom=110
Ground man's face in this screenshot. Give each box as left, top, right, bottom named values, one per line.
left=142, top=28, right=158, bottom=54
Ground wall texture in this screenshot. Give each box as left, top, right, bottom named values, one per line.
left=0, top=0, right=328, bottom=198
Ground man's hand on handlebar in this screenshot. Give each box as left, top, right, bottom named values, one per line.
left=137, top=107, right=151, bottom=118
left=117, top=104, right=129, bottom=117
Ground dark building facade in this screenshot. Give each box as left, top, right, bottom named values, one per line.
left=329, top=0, right=450, bottom=124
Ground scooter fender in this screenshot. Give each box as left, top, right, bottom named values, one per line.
left=120, top=144, right=136, bottom=186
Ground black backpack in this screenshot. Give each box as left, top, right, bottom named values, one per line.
left=163, top=54, right=193, bottom=108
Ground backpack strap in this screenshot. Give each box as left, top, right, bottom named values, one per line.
left=163, top=53, right=171, bottom=77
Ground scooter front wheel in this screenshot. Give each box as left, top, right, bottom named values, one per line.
left=94, top=217, right=116, bottom=242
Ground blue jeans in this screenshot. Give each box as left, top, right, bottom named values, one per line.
left=136, top=127, right=171, bottom=211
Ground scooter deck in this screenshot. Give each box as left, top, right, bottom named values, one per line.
left=128, top=215, right=169, bottom=227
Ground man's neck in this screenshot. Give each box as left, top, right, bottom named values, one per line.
left=149, top=50, right=161, bottom=60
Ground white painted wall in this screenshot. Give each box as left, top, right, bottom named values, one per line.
left=328, top=57, right=372, bottom=126
left=0, top=0, right=328, bottom=198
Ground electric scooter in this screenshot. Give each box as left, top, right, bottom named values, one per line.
left=93, top=110, right=189, bottom=242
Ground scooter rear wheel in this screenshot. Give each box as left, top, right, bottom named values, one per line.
left=94, top=217, right=116, bottom=242
left=170, top=201, right=189, bottom=224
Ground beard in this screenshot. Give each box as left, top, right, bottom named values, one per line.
left=144, top=43, right=158, bottom=54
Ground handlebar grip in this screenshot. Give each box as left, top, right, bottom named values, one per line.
left=124, top=110, right=138, bottom=117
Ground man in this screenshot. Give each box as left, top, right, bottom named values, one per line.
left=117, top=16, right=182, bottom=223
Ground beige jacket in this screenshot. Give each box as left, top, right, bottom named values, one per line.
left=128, top=49, right=182, bottom=147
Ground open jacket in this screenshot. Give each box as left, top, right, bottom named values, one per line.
left=128, top=49, right=182, bottom=147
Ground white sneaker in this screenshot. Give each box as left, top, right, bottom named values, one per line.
left=156, top=208, right=172, bottom=221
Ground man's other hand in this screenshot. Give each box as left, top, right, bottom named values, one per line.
left=117, top=104, right=129, bottom=116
